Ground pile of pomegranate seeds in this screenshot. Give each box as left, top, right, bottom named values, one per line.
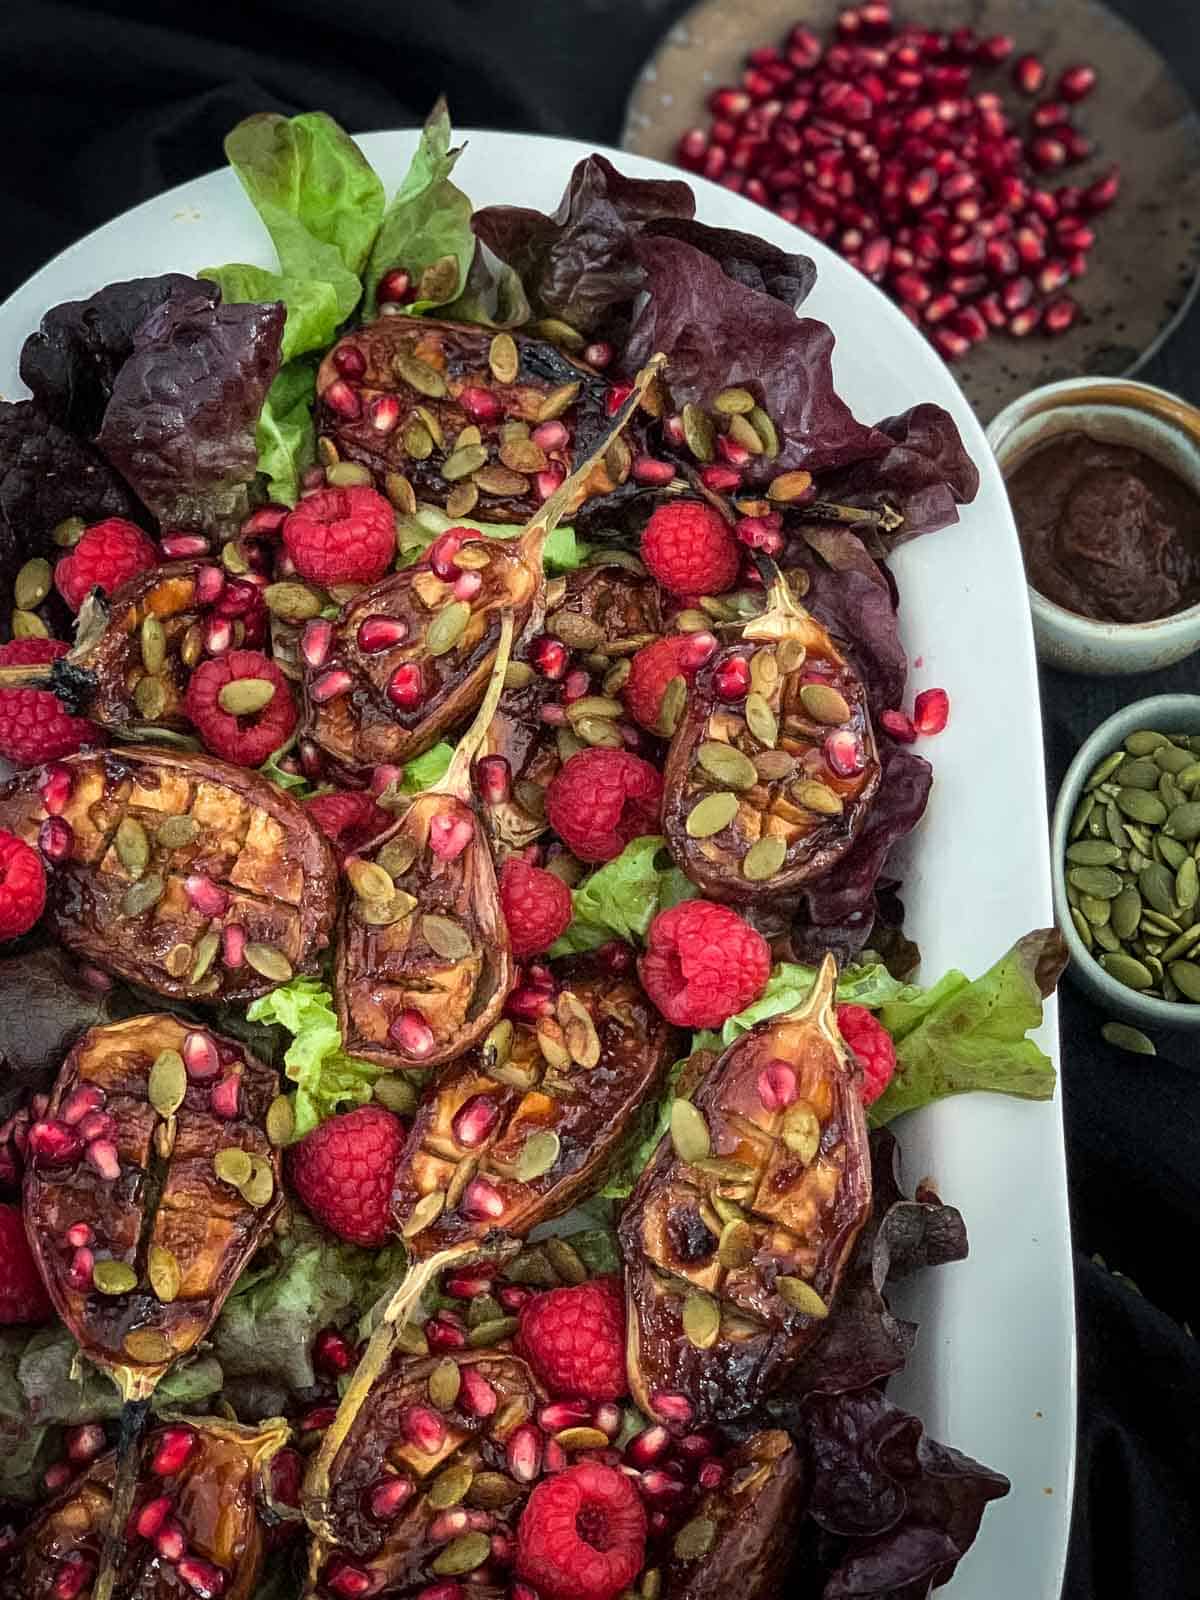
left=676, top=3, right=1119, bottom=359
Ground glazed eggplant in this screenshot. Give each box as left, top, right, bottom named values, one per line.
left=304, top=1349, right=544, bottom=1599
left=0, top=1415, right=289, bottom=1600
left=313, top=317, right=619, bottom=525
left=618, top=956, right=872, bottom=1426
left=476, top=558, right=664, bottom=854
left=663, top=566, right=881, bottom=904
left=301, top=358, right=664, bottom=776
left=389, top=950, right=681, bottom=1255
left=663, top=1431, right=804, bottom=1600
left=0, top=748, right=337, bottom=1003
left=334, top=614, right=517, bottom=1072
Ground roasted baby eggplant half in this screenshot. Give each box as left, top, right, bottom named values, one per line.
left=0, top=1415, right=290, bottom=1600
left=301, top=355, right=665, bottom=775
left=389, top=950, right=681, bottom=1255
left=304, top=1348, right=544, bottom=1598
left=663, top=1431, right=804, bottom=1600
left=0, top=748, right=337, bottom=1003
left=313, top=317, right=617, bottom=525
left=663, top=566, right=881, bottom=904
left=618, top=956, right=872, bottom=1426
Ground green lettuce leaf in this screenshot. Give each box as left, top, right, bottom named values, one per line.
left=258, top=737, right=315, bottom=796
left=214, top=1218, right=405, bottom=1391
left=402, top=742, right=455, bottom=793
left=599, top=1053, right=688, bottom=1200
left=869, top=929, right=1062, bottom=1124
left=246, top=977, right=376, bottom=1136
left=363, top=100, right=475, bottom=319
left=401, top=503, right=588, bottom=574
left=253, top=357, right=319, bottom=506
left=550, top=836, right=698, bottom=956
left=691, top=961, right=922, bottom=1054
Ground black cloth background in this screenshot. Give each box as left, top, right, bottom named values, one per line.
left=2, top=1, right=1199, bottom=1592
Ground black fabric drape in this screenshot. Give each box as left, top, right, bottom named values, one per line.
left=3, top=2, right=1199, bottom=1594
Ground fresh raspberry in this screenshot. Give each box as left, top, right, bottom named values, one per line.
left=0, top=829, right=46, bottom=941
left=639, top=900, right=770, bottom=1029
left=305, top=791, right=391, bottom=863
left=837, top=1004, right=897, bottom=1106
left=640, top=500, right=740, bottom=597
left=0, top=1203, right=52, bottom=1324
left=0, top=639, right=97, bottom=767
left=54, top=518, right=158, bottom=612
left=281, top=486, right=396, bottom=588
left=184, top=650, right=298, bottom=767
left=500, top=859, right=573, bottom=959
left=545, top=750, right=663, bottom=864
left=515, top=1462, right=646, bottom=1600
left=516, top=1275, right=627, bottom=1401
left=288, top=1105, right=407, bottom=1247
left=622, top=632, right=717, bottom=733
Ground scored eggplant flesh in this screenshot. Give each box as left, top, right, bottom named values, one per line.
left=0, top=1415, right=289, bottom=1600
left=477, top=560, right=665, bottom=855
left=0, top=748, right=337, bottom=1003
left=663, top=600, right=880, bottom=904
left=313, top=317, right=619, bottom=524
left=304, top=1349, right=544, bottom=1593
left=663, top=1431, right=805, bottom=1600
left=618, top=956, right=872, bottom=1425
left=390, top=953, right=681, bottom=1256
left=23, top=1014, right=282, bottom=1392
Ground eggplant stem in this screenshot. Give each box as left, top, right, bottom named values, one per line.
left=0, top=664, right=53, bottom=688
left=806, top=499, right=904, bottom=533
left=92, top=1394, right=153, bottom=1600
left=741, top=557, right=844, bottom=661
left=437, top=609, right=516, bottom=799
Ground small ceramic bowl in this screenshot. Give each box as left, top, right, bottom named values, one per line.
left=986, top=377, right=1200, bottom=676
left=1051, top=693, right=1200, bottom=1029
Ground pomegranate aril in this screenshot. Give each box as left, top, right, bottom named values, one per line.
left=84, top=1139, right=120, bottom=1180
left=1012, top=53, right=1045, bottom=94
left=650, top=1390, right=693, bottom=1426
left=1083, top=167, right=1120, bottom=211
left=451, top=1093, right=500, bottom=1149
left=388, top=1009, right=436, bottom=1059
left=314, top=1326, right=356, bottom=1375
left=184, top=873, right=229, bottom=918
left=425, top=1314, right=468, bottom=1352
left=65, top=1221, right=93, bottom=1248
left=183, top=1031, right=220, bottom=1081
left=757, top=1059, right=799, bottom=1111
left=976, top=33, right=1014, bottom=63
left=923, top=293, right=958, bottom=324
left=460, top=1177, right=505, bottom=1221
left=177, top=1558, right=227, bottom=1600
left=699, top=464, right=741, bottom=492
left=1031, top=100, right=1069, bottom=131
left=529, top=635, right=569, bottom=680
left=631, top=455, right=675, bottom=486
left=1014, top=227, right=1045, bottom=265
left=43, top=1462, right=74, bottom=1493
left=377, top=269, right=413, bottom=305
left=506, top=1423, right=544, bottom=1483
left=913, top=687, right=950, bottom=734
left=475, top=754, right=511, bottom=806
left=333, top=344, right=367, bottom=380
left=639, top=1468, right=688, bottom=1501
left=428, top=812, right=473, bottom=862
left=1043, top=296, right=1079, bottom=334
left=1009, top=305, right=1041, bottom=336
left=151, top=1425, right=197, bottom=1478
left=880, top=708, right=918, bottom=743
left=52, top=1556, right=94, bottom=1600
left=387, top=662, right=425, bottom=710
left=457, top=386, right=502, bottom=424
left=1003, top=275, right=1035, bottom=313
left=594, top=1402, right=622, bottom=1438
left=497, top=1284, right=531, bottom=1313
left=1036, top=259, right=1070, bottom=295
left=61, top=1084, right=104, bottom=1126
left=65, top=1423, right=106, bottom=1463
left=38, top=816, right=74, bottom=863
left=531, top=419, right=569, bottom=452
left=324, top=1558, right=374, bottom=1599
left=1029, top=136, right=1067, bottom=171
left=204, top=617, right=233, bottom=656
left=893, top=270, right=932, bottom=307
left=357, top=615, right=409, bottom=653
left=457, top=1365, right=498, bottom=1417
left=825, top=729, right=866, bottom=776
left=324, top=380, right=361, bottom=420
left=365, top=1474, right=415, bottom=1520
left=135, top=1495, right=173, bottom=1540
left=698, top=1460, right=728, bottom=1490
left=66, top=1247, right=94, bottom=1289
left=222, top=924, right=246, bottom=969
left=428, top=530, right=466, bottom=579
left=402, top=1405, right=447, bottom=1455
left=536, top=465, right=566, bottom=501
left=1058, top=64, right=1096, bottom=102
left=954, top=305, right=989, bottom=342
left=538, top=1401, right=591, bottom=1432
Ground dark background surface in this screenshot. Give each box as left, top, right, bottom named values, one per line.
left=3, top=0, right=1198, bottom=1593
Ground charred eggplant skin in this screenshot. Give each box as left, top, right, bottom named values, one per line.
left=0, top=748, right=337, bottom=1004
left=390, top=952, right=682, bottom=1255
left=0, top=1417, right=287, bottom=1600
left=23, top=1014, right=282, bottom=1387
left=618, top=960, right=872, bottom=1425
left=663, top=1431, right=804, bottom=1600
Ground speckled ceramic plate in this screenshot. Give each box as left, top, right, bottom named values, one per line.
left=623, top=0, right=1200, bottom=419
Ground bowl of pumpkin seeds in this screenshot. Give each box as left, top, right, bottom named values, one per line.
left=1053, top=694, right=1200, bottom=1026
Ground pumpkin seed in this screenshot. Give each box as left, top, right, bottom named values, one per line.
left=515, top=1128, right=560, bottom=1183
left=641, top=1569, right=664, bottom=1600
left=800, top=683, right=851, bottom=724
left=428, top=1357, right=462, bottom=1410
left=504, top=661, right=535, bottom=690
left=326, top=460, right=372, bottom=488
left=682, top=1291, right=721, bottom=1350
left=1103, top=805, right=1128, bottom=849
left=745, top=691, right=778, bottom=747
left=385, top=471, right=417, bottom=514
left=1101, top=1021, right=1156, bottom=1055
left=1079, top=895, right=1111, bottom=927
left=402, top=420, right=435, bottom=460
left=215, top=1147, right=252, bottom=1188
left=149, top=1050, right=187, bottom=1117
left=725, top=414, right=762, bottom=455
left=488, top=332, right=519, bottom=384
left=432, top=1531, right=492, bottom=1576
left=566, top=695, right=625, bottom=724
left=544, top=1235, right=587, bottom=1285
left=1066, top=840, right=1122, bottom=866
left=264, top=582, right=323, bottom=623
left=790, top=778, right=843, bottom=817
left=427, top=1461, right=474, bottom=1511
left=422, top=914, right=473, bottom=961
left=1099, top=952, right=1154, bottom=991
left=394, top=351, right=446, bottom=397
left=426, top=600, right=472, bottom=657
left=467, top=1315, right=519, bottom=1348
left=1165, top=801, right=1200, bottom=841
left=536, top=381, right=581, bottom=421
left=122, top=872, right=165, bottom=917
left=1168, top=959, right=1200, bottom=1001
left=376, top=839, right=418, bottom=880
left=559, top=992, right=601, bottom=1069
left=373, top=1075, right=418, bottom=1117
left=1067, top=866, right=1122, bottom=900
left=454, top=546, right=492, bottom=572
left=440, top=444, right=488, bottom=482
left=548, top=611, right=604, bottom=650
left=673, top=1516, right=717, bottom=1562
left=1110, top=886, right=1142, bottom=941
left=402, top=1189, right=446, bottom=1238
left=1161, top=773, right=1186, bottom=811
left=244, top=943, right=293, bottom=983
left=670, top=1099, right=711, bottom=1164
left=347, top=860, right=396, bottom=904
left=781, top=1101, right=821, bottom=1163
left=1069, top=794, right=1095, bottom=839
left=1115, top=758, right=1160, bottom=790
left=574, top=715, right=622, bottom=749
left=658, top=675, right=687, bottom=736
left=714, top=386, right=755, bottom=415
left=162, top=941, right=192, bottom=979
left=124, top=1329, right=173, bottom=1364
left=681, top=404, right=715, bottom=462
left=466, top=1471, right=521, bottom=1510
left=1156, top=834, right=1188, bottom=870
left=749, top=406, right=779, bottom=458
left=768, top=470, right=815, bottom=503
left=674, top=609, right=711, bottom=633
left=777, top=1276, right=828, bottom=1317
left=1158, top=739, right=1197, bottom=771
left=1114, top=787, right=1167, bottom=825
left=241, top=1155, right=275, bottom=1209
left=13, top=558, right=52, bottom=612
left=1138, top=863, right=1178, bottom=916
left=474, top=464, right=529, bottom=496
left=190, top=931, right=220, bottom=984
left=266, top=1093, right=295, bottom=1147
left=1125, top=730, right=1169, bottom=755
left=52, top=516, right=86, bottom=547
left=697, top=741, right=758, bottom=790
left=686, top=791, right=739, bottom=838
left=93, top=1259, right=138, bottom=1296
left=718, top=1218, right=756, bottom=1269
left=156, top=814, right=199, bottom=849
left=1178, top=762, right=1200, bottom=790
left=148, top=1244, right=181, bottom=1303
left=1176, top=855, right=1199, bottom=910
left=115, top=816, right=150, bottom=878
left=10, top=609, right=47, bottom=640
left=1092, top=922, right=1120, bottom=953
left=1070, top=908, right=1094, bottom=950
left=1086, top=750, right=1125, bottom=789
left=217, top=677, right=276, bottom=717
left=134, top=674, right=171, bottom=720
left=753, top=749, right=795, bottom=782
left=749, top=650, right=781, bottom=699
left=742, top=835, right=787, bottom=881
left=712, top=1194, right=750, bottom=1226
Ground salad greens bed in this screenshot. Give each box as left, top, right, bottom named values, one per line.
left=0, top=100, right=1067, bottom=1600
